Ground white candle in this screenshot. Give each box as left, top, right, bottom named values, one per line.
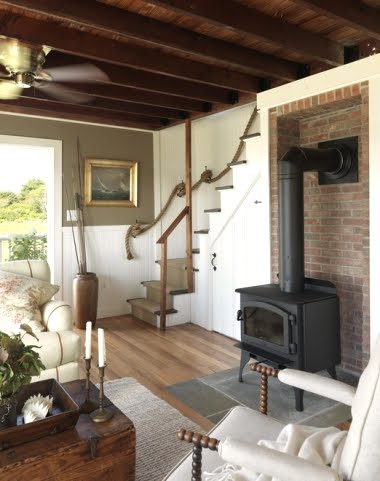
left=85, top=321, right=92, bottom=359
left=98, top=328, right=105, bottom=367
left=103, top=330, right=107, bottom=364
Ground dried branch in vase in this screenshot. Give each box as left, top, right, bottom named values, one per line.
left=64, top=137, right=88, bottom=275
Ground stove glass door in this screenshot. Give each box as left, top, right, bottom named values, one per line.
left=242, top=301, right=291, bottom=353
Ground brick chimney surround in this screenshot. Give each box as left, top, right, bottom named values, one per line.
left=269, top=82, right=369, bottom=373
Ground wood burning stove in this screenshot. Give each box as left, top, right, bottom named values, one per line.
left=235, top=142, right=356, bottom=411
left=236, top=279, right=340, bottom=411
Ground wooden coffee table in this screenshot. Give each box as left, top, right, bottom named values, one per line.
left=0, top=379, right=136, bottom=481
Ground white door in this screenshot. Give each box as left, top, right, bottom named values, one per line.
left=211, top=174, right=269, bottom=339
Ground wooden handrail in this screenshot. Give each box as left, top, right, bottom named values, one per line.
left=156, top=206, right=189, bottom=244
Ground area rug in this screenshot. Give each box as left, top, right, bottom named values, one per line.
left=166, top=366, right=357, bottom=426
left=104, top=378, right=202, bottom=481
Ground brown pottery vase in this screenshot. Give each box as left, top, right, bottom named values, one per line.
left=72, top=272, right=99, bottom=329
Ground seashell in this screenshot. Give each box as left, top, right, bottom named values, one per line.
left=22, top=394, right=53, bottom=424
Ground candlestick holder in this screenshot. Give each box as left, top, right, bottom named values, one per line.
left=80, top=357, right=99, bottom=414
left=90, top=364, right=113, bottom=423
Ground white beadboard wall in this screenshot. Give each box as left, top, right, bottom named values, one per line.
left=62, top=225, right=155, bottom=319
left=155, top=102, right=262, bottom=334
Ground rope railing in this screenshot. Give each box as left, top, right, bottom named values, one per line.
left=125, top=105, right=258, bottom=260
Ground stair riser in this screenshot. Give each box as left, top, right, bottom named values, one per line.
left=130, top=305, right=158, bottom=327
left=166, top=267, right=188, bottom=290
left=145, top=286, right=174, bottom=308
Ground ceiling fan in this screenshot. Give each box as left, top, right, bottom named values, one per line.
left=0, top=36, right=109, bottom=103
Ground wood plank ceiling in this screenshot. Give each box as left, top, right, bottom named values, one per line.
left=0, top=0, right=378, bottom=131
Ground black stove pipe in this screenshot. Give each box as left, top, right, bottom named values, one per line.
left=278, top=146, right=345, bottom=293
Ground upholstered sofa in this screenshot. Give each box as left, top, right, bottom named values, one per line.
left=0, top=259, right=81, bottom=382
left=165, top=337, right=380, bottom=481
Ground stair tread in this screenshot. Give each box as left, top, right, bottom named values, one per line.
left=215, top=185, right=233, bottom=191
left=204, top=208, right=221, bottom=213
left=128, top=297, right=178, bottom=315
left=155, top=258, right=187, bottom=270
left=227, top=160, right=247, bottom=166
left=240, top=132, right=261, bottom=141
left=194, top=229, right=209, bottom=234
left=141, top=280, right=182, bottom=293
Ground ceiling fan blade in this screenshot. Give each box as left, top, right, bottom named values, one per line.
left=43, top=64, right=109, bottom=83
left=35, top=82, right=92, bottom=104
left=0, top=81, right=22, bottom=99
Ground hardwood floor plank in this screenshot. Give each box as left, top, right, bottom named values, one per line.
left=75, top=315, right=240, bottom=430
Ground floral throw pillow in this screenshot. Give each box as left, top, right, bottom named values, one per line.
left=0, top=271, right=59, bottom=334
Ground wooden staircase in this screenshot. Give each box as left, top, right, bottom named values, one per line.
left=127, top=258, right=190, bottom=327
left=128, top=110, right=262, bottom=330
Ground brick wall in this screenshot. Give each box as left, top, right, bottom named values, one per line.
left=269, top=82, right=369, bottom=373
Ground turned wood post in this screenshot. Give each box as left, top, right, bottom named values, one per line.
left=178, top=429, right=219, bottom=481
left=250, top=363, right=279, bottom=415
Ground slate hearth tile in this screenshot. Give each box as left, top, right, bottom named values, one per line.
left=207, top=409, right=232, bottom=425
left=166, top=379, right=239, bottom=417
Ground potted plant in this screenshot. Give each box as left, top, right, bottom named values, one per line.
left=0, top=325, right=45, bottom=429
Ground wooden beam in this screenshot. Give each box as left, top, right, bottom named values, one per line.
left=160, top=242, right=167, bottom=330
left=0, top=103, right=158, bottom=130
left=55, top=83, right=209, bottom=113
left=46, top=52, right=236, bottom=105
left=291, top=0, right=380, bottom=40
left=185, top=120, right=193, bottom=293
left=148, top=0, right=344, bottom=66
left=0, top=0, right=300, bottom=81
left=0, top=97, right=163, bottom=129
left=22, top=90, right=188, bottom=120
left=0, top=12, right=260, bottom=92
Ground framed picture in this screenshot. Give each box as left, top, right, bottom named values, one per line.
left=84, top=158, right=138, bottom=207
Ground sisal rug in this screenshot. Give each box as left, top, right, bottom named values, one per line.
left=103, top=378, right=201, bottom=481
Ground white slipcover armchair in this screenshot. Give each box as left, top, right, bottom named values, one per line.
left=0, top=259, right=80, bottom=382
left=166, top=337, right=380, bottom=481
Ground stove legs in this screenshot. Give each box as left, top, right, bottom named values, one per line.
left=239, top=350, right=251, bottom=382
left=327, top=365, right=337, bottom=379
left=294, top=387, right=304, bottom=412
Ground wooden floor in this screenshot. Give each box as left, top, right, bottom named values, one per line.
left=75, top=315, right=240, bottom=430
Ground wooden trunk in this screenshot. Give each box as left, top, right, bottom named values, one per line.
left=0, top=380, right=135, bottom=481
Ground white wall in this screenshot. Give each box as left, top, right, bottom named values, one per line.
left=62, top=225, right=155, bottom=319
left=154, top=103, right=263, bottom=333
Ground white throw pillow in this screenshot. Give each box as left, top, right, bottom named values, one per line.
left=0, top=270, right=59, bottom=333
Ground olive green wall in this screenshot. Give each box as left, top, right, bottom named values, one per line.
left=0, top=113, right=154, bottom=226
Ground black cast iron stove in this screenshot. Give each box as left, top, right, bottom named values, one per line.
left=235, top=139, right=358, bottom=411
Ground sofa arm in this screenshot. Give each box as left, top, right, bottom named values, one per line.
left=41, top=300, right=73, bottom=332
left=217, top=437, right=342, bottom=481
left=278, top=369, right=356, bottom=406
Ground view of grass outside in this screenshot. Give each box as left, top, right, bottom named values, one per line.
left=0, top=179, right=47, bottom=262
left=0, top=143, right=51, bottom=263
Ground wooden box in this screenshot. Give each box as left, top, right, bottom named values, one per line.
left=0, top=378, right=79, bottom=450
left=0, top=380, right=135, bottom=481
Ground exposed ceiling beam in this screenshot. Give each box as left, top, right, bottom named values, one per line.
left=0, top=0, right=300, bottom=81
left=23, top=90, right=188, bottom=120
left=46, top=52, right=237, bottom=105
left=0, top=12, right=260, bottom=92
left=0, top=100, right=159, bottom=130
left=148, top=0, right=344, bottom=66
left=291, top=0, right=380, bottom=40
left=55, top=83, right=210, bottom=113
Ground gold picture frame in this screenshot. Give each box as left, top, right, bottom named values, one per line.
left=85, top=158, right=138, bottom=207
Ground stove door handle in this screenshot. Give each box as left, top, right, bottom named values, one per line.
left=236, top=309, right=243, bottom=321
